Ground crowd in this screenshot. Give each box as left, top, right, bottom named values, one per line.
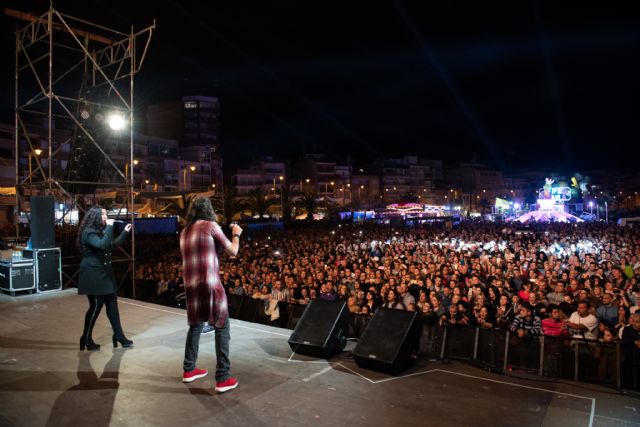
left=126, top=221, right=640, bottom=351
left=7, top=219, right=640, bottom=351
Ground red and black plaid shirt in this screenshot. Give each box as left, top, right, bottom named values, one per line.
left=180, top=220, right=233, bottom=327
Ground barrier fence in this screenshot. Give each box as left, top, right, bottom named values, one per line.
left=217, top=294, right=640, bottom=391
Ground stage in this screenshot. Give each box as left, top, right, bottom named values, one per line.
left=0, top=290, right=638, bottom=427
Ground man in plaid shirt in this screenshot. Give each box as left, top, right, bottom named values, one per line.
left=179, top=196, right=242, bottom=393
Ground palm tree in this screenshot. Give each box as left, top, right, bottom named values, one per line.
left=296, top=191, right=321, bottom=221
left=279, top=184, right=294, bottom=222
left=212, top=189, right=245, bottom=223
left=244, top=187, right=278, bottom=219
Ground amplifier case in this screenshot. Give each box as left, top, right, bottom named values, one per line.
left=33, top=247, right=62, bottom=293
left=0, top=260, right=35, bottom=295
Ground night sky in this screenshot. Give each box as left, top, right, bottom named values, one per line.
left=2, top=1, right=639, bottom=172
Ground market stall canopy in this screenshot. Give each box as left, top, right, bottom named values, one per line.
left=0, top=187, right=16, bottom=196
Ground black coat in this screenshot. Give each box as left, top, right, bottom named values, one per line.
left=78, top=225, right=129, bottom=296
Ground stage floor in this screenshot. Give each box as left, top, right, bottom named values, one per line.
left=1, top=290, right=639, bottom=427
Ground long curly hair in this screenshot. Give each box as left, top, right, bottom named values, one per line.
left=184, top=196, right=218, bottom=229
left=77, top=206, right=105, bottom=250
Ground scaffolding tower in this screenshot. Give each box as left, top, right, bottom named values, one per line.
left=8, top=4, right=156, bottom=297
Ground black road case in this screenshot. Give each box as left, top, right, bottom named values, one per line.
left=0, top=259, right=35, bottom=295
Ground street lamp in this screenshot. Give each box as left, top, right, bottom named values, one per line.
left=28, top=148, right=42, bottom=184
left=325, top=180, right=335, bottom=194
left=125, top=159, right=140, bottom=181
left=182, top=165, right=196, bottom=191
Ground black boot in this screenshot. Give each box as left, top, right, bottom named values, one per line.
left=112, top=334, right=133, bottom=348
left=81, top=296, right=103, bottom=351
left=106, top=296, right=133, bottom=348
left=80, top=337, right=100, bottom=351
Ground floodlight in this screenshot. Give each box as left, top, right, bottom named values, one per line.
left=107, top=112, right=126, bottom=131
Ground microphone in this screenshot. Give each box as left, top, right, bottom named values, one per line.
left=229, top=222, right=238, bottom=229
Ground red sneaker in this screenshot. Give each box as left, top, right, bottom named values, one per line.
left=182, top=368, right=208, bottom=383
left=214, top=377, right=238, bottom=393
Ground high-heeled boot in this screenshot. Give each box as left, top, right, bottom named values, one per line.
left=112, top=334, right=133, bottom=348
left=106, top=298, right=133, bottom=348
left=80, top=337, right=101, bottom=351
left=80, top=300, right=102, bottom=351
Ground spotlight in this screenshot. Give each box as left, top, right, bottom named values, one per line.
left=107, top=112, right=126, bottom=131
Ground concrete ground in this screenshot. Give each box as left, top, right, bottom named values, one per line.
left=1, top=289, right=639, bottom=427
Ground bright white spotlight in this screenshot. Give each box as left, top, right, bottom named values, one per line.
left=107, top=112, right=126, bottom=131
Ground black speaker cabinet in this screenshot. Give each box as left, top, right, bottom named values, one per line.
left=353, top=309, right=422, bottom=375
left=30, top=196, right=55, bottom=249
left=34, top=248, right=62, bottom=293
left=288, top=300, right=348, bottom=359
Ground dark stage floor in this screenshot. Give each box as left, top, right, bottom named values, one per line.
left=1, top=290, right=639, bottom=426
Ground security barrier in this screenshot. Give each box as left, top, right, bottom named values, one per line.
left=224, top=294, right=639, bottom=390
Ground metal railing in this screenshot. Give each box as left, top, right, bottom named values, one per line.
left=181, top=294, right=640, bottom=391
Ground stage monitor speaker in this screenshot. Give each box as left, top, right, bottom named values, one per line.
left=30, top=196, right=55, bottom=249
left=288, top=300, right=348, bottom=359
left=353, top=309, right=421, bottom=375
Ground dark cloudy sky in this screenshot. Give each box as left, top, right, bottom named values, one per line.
left=2, top=1, right=639, bottom=172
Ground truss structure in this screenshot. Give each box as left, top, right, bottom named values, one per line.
left=8, top=5, right=155, bottom=297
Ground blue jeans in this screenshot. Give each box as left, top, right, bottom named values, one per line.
left=183, top=317, right=230, bottom=381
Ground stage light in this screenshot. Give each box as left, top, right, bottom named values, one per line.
left=107, top=112, right=126, bottom=131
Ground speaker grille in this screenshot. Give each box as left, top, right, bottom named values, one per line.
left=30, top=196, right=55, bottom=249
